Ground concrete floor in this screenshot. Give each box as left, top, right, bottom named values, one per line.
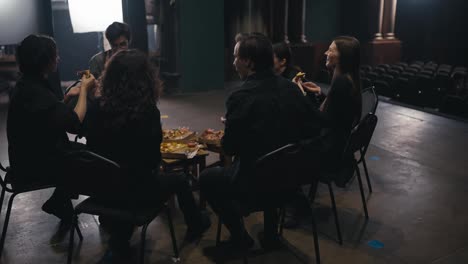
left=0, top=87, right=468, bottom=264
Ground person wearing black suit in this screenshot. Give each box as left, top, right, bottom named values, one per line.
left=200, top=33, right=320, bottom=251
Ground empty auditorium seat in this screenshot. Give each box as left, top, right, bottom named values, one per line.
left=374, top=80, right=393, bottom=98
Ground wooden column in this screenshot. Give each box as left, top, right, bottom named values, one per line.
left=384, top=0, right=398, bottom=39
left=374, top=0, right=385, bottom=40
left=365, top=0, right=401, bottom=65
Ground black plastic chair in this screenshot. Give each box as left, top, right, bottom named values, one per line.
left=374, top=67, right=386, bottom=75
left=63, top=150, right=179, bottom=264
left=214, top=144, right=321, bottom=264
left=395, top=62, right=408, bottom=69
left=315, top=113, right=379, bottom=245
left=374, top=80, right=393, bottom=98
left=0, top=162, right=83, bottom=259
left=416, top=75, right=436, bottom=107
left=390, top=65, right=404, bottom=73
left=405, top=67, right=420, bottom=75
left=420, top=70, right=434, bottom=77
left=360, top=65, right=372, bottom=72
left=361, top=77, right=372, bottom=89
left=393, top=77, right=409, bottom=101
left=366, top=71, right=379, bottom=83
left=381, top=73, right=395, bottom=87
left=411, top=61, right=424, bottom=66
left=387, top=69, right=400, bottom=79
left=361, top=86, right=379, bottom=121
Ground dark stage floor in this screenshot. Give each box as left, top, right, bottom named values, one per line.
left=0, top=86, right=467, bottom=264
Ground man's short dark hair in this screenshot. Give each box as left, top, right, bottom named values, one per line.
left=105, top=22, right=131, bottom=44
left=234, top=32, right=249, bottom=43
left=273, top=42, right=292, bottom=65
left=16, top=34, right=57, bottom=75
left=237, top=33, right=273, bottom=72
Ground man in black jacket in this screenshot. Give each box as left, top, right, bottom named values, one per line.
left=200, top=33, right=319, bottom=251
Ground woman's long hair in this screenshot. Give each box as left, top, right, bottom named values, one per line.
left=333, top=36, right=362, bottom=122
left=333, top=36, right=361, bottom=97
left=100, top=49, right=161, bottom=127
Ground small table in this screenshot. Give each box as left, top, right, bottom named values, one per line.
left=161, top=150, right=209, bottom=180
left=161, top=150, right=209, bottom=209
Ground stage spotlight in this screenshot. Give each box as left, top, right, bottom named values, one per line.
left=68, top=0, right=123, bottom=33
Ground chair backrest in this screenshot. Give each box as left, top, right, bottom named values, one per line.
left=346, top=113, right=378, bottom=157
left=361, top=86, right=378, bottom=120
left=63, top=150, right=123, bottom=197
left=253, top=143, right=318, bottom=195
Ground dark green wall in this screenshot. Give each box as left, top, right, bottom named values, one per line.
left=305, top=0, right=340, bottom=42
left=179, top=0, right=224, bottom=92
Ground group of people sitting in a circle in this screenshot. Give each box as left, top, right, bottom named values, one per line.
left=6, top=21, right=362, bottom=262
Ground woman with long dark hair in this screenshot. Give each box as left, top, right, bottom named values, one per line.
left=299, top=36, right=362, bottom=163
left=286, top=36, right=363, bottom=228
left=7, top=34, right=95, bottom=224
left=85, top=49, right=210, bottom=260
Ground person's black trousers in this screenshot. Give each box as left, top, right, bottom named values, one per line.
left=199, top=167, right=279, bottom=242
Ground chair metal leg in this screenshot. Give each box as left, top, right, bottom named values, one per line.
left=240, top=218, right=248, bottom=264
left=278, top=207, right=286, bottom=237
left=355, top=163, right=369, bottom=219
left=140, top=224, right=149, bottom=264
left=67, top=213, right=77, bottom=264
left=0, top=193, right=17, bottom=258
left=215, top=217, right=222, bottom=246
left=0, top=187, right=6, bottom=216
left=328, top=183, right=343, bottom=245
left=310, top=209, right=321, bottom=264
left=74, top=217, right=83, bottom=241
left=166, top=207, right=179, bottom=260
left=361, top=157, right=373, bottom=193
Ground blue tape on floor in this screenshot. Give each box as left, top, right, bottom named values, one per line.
left=368, top=240, right=384, bottom=249
left=369, top=156, right=380, bottom=161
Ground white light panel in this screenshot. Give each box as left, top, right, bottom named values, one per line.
left=68, top=0, right=123, bottom=33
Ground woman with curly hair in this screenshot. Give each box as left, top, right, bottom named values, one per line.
left=85, top=50, right=210, bottom=260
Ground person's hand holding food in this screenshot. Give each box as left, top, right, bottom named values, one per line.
left=292, top=72, right=307, bottom=96
left=302, top=81, right=321, bottom=94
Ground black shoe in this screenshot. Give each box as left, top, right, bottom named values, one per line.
left=203, top=233, right=255, bottom=261
left=42, top=198, right=73, bottom=221
left=101, top=240, right=134, bottom=264
left=50, top=219, right=73, bottom=244
left=184, top=211, right=212, bottom=242
left=216, top=232, right=255, bottom=251
left=97, top=248, right=134, bottom=264
left=98, top=215, right=111, bottom=232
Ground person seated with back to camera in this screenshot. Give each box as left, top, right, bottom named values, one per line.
left=64, top=22, right=132, bottom=140
left=199, top=33, right=320, bottom=253
left=7, top=34, right=96, bottom=227
left=83, top=49, right=210, bottom=261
